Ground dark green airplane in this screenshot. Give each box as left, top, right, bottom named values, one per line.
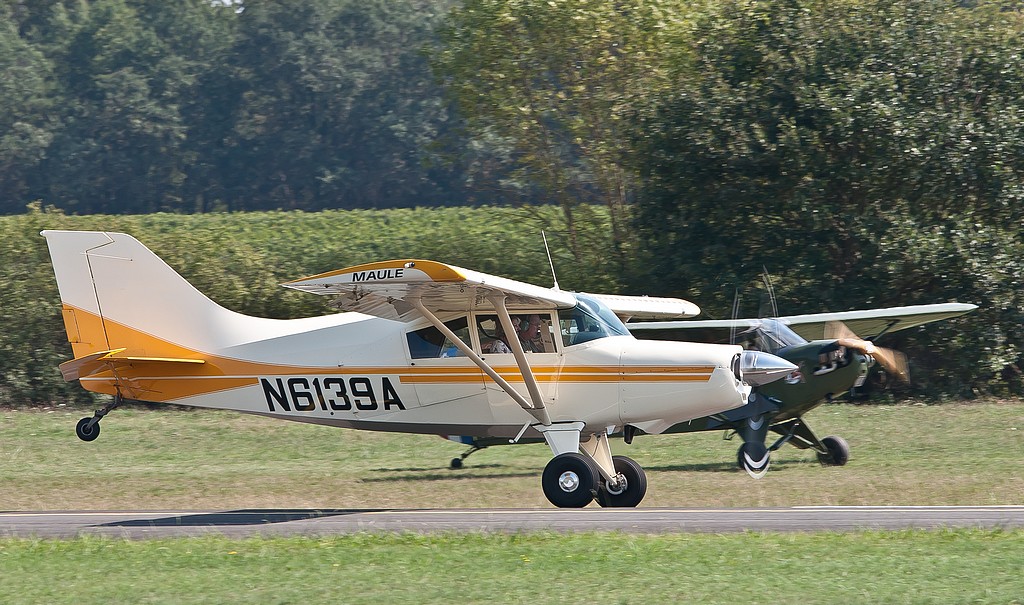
left=627, top=303, right=977, bottom=477
left=446, top=303, right=976, bottom=478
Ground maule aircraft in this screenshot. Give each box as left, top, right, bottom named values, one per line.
left=42, top=230, right=797, bottom=508
left=627, top=303, right=977, bottom=477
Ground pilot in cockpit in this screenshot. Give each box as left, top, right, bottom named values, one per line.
left=481, top=314, right=545, bottom=354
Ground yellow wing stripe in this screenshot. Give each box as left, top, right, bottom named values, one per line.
left=284, top=259, right=466, bottom=285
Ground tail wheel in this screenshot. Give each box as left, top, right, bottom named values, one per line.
left=542, top=452, right=600, bottom=508
left=596, top=455, right=647, bottom=508
left=817, top=435, right=850, bottom=466
left=75, top=417, right=100, bottom=442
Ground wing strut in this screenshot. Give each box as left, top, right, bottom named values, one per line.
left=489, top=294, right=548, bottom=415
left=410, top=298, right=551, bottom=426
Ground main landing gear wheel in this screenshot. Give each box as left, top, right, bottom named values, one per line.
left=542, top=452, right=600, bottom=508
left=817, top=435, right=850, bottom=466
left=596, top=455, right=648, bottom=508
left=737, top=441, right=771, bottom=478
left=75, top=417, right=100, bottom=442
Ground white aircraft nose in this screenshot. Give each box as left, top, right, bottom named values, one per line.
left=740, top=351, right=798, bottom=386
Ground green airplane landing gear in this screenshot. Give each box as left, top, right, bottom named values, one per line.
left=817, top=435, right=850, bottom=466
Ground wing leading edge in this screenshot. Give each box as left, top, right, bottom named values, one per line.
left=627, top=302, right=977, bottom=340
left=283, top=259, right=578, bottom=321
left=283, top=260, right=702, bottom=322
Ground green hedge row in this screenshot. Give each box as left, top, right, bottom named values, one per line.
left=0, top=205, right=1013, bottom=406
left=0, top=205, right=620, bottom=405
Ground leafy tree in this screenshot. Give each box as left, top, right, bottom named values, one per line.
left=200, top=0, right=464, bottom=211
left=632, top=0, right=1024, bottom=395
left=20, top=0, right=232, bottom=213
left=0, top=5, right=55, bottom=212
left=433, top=0, right=688, bottom=265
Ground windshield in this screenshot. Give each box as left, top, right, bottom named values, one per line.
left=741, top=319, right=807, bottom=354
left=558, top=294, right=632, bottom=346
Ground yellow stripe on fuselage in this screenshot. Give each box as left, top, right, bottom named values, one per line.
left=60, top=305, right=716, bottom=402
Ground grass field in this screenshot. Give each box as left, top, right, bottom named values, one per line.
left=2, top=400, right=1023, bottom=604
left=2, top=400, right=1022, bottom=509
left=0, top=531, right=1021, bottom=605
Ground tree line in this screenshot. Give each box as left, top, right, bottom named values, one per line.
left=2, top=0, right=485, bottom=214
left=1, top=0, right=1022, bottom=401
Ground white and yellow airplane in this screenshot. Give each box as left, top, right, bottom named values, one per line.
left=42, top=230, right=795, bottom=508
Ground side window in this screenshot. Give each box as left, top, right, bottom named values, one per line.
left=476, top=315, right=509, bottom=354
left=407, top=317, right=470, bottom=359
left=477, top=313, right=557, bottom=354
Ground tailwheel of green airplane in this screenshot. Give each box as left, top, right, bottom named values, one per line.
left=817, top=435, right=850, bottom=466
left=596, top=455, right=648, bottom=508
left=75, top=417, right=100, bottom=442
left=542, top=452, right=600, bottom=508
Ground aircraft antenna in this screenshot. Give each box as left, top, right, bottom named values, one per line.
left=761, top=267, right=779, bottom=318
left=543, top=231, right=561, bottom=291
left=730, top=288, right=740, bottom=345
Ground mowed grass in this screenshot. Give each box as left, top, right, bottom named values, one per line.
left=1, top=400, right=1023, bottom=604
left=1, top=399, right=1022, bottom=509
left=0, top=531, right=1022, bottom=605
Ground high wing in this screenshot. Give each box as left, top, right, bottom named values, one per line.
left=586, top=293, right=701, bottom=321
left=285, top=259, right=577, bottom=426
left=283, top=260, right=701, bottom=322
left=766, top=303, right=978, bottom=340
left=627, top=302, right=977, bottom=340
left=283, top=259, right=577, bottom=321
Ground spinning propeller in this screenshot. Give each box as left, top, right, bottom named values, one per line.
left=824, top=321, right=910, bottom=383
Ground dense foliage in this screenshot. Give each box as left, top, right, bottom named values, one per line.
left=630, top=0, right=1023, bottom=396
left=0, top=206, right=618, bottom=405
left=0, top=0, right=1021, bottom=403
left=0, top=205, right=1009, bottom=407
left=2, top=0, right=476, bottom=213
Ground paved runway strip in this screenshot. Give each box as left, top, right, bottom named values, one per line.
left=2, top=506, right=1023, bottom=539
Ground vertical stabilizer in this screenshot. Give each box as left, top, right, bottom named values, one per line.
left=41, top=230, right=244, bottom=360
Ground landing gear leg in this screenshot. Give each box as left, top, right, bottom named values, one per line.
left=582, top=431, right=648, bottom=508
left=770, top=418, right=850, bottom=467
left=75, top=394, right=123, bottom=442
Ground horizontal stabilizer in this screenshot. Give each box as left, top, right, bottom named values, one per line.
left=59, top=349, right=205, bottom=382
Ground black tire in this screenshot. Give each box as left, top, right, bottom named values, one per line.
left=450, top=458, right=463, bottom=470
left=596, top=455, right=648, bottom=508
left=817, top=435, right=850, bottom=466
left=542, top=452, right=599, bottom=508
left=76, top=417, right=100, bottom=442
left=737, top=441, right=770, bottom=477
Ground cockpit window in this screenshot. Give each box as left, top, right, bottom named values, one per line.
left=742, top=319, right=807, bottom=354
left=407, top=316, right=471, bottom=359
left=558, top=294, right=632, bottom=346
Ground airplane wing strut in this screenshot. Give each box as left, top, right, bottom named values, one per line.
left=410, top=297, right=552, bottom=427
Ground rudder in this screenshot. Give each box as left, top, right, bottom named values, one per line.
left=41, top=230, right=240, bottom=361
